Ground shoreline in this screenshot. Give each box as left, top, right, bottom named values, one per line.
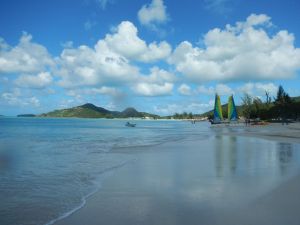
left=53, top=125, right=300, bottom=225
left=207, top=122, right=300, bottom=143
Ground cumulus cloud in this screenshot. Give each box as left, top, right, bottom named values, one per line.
left=67, top=86, right=121, bottom=97
left=178, top=84, right=192, bottom=95
left=15, top=72, right=53, bottom=89
left=237, top=82, right=278, bottom=96
left=196, top=82, right=278, bottom=101
left=57, top=40, right=139, bottom=87
left=154, top=101, right=214, bottom=115
left=1, top=89, right=40, bottom=107
left=197, top=83, right=233, bottom=96
left=169, top=14, right=300, bottom=82
left=138, top=0, right=168, bottom=28
left=133, top=67, right=175, bottom=96
left=135, top=82, right=173, bottom=96
left=0, top=33, right=54, bottom=74
left=105, top=21, right=171, bottom=61
left=140, top=41, right=171, bottom=62
left=58, top=21, right=171, bottom=88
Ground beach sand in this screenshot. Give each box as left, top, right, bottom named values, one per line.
left=56, top=123, right=300, bottom=225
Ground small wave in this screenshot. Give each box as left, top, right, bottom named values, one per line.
left=44, top=187, right=97, bottom=225
left=44, top=159, right=133, bottom=225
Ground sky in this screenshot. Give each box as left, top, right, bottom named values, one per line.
left=1, top=0, right=300, bottom=116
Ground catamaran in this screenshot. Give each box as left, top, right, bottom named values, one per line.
left=228, top=95, right=238, bottom=122
left=211, top=94, right=224, bottom=124
left=210, top=94, right=239, bottom=125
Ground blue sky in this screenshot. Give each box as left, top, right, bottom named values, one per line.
left=1, top=0, right=300, bottom=116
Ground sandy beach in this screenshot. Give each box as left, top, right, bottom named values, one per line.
left=54, top=122, right=300, bottom=225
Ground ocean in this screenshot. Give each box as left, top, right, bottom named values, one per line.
left=0, top=117, right=300, bottom=225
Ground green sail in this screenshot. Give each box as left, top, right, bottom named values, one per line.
left=228, top=95, right=238, bottom=121
left=213, top=94, right=223, bottom=122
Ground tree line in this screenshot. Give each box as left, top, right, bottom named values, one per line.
left=241, top=85, right=300, bottom=121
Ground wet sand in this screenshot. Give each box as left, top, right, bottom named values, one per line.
left=212, top=122, right=300, bottom=143
left=56, top=123, right=300, bottom=225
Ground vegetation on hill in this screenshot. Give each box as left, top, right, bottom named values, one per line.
left=39, top=103, right=159, bottom=119
left=202, top=85, right=300, bottom=121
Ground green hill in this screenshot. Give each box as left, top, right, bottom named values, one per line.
left=39, top=103, right=159, bottom=119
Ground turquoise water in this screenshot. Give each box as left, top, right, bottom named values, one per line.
left=0, top=118, right=300, bottom=225
left=0, top=117, right=206, bottom=225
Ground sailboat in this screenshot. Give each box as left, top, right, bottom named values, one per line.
left=228, top=95, right=238, bottom=121
left=210, top=94, right=239, bottom=125
left=211, top=94, right=224, bottom=124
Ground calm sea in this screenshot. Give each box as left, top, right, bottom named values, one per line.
left=0, top=117, right=206, bottom=225
left=0, top=117, right=299, bottom=225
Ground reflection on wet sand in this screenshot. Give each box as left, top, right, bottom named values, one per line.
left=214, top=135, right=238, bottom=177
left=214, top=135, right=297, bottom=178
left=278, top=142, right=293, bottom=175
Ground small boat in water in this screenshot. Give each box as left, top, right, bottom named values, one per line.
left=125, top=122, right=136, bottom=127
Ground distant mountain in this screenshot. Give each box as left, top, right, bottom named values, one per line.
left=39, top=103, right=159, bottom=119
left=17, top=114, right=36, bottom=117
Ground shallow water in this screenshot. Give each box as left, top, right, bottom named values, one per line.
left=0, top=118, right=299, bottom=225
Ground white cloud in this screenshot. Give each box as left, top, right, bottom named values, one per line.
left=154, top=101, right=214, bottom=115
left=197, top=83, right=233, bottom=96
left=197, top=85, right=215, bottom=95
left=104, top=21, right=171, bottom=62
left=28, top=96, right=40, bottom=107
left=58, top=21, right=171, bottom=88
left=140, top=41, right=171, bottom=62
left=215, top=84, right=234, bottom=95
left=237, top=82, right=278, bottom=96
left=15, top=72, right=53, bottom=89
left=178, top=84, right=192, bottom=95
left=133, top=67, right=175, bottom=96
left=1, top=89, right=40, bottom=107
left=135, top=82, right=173, bottom=96
left=0, top=37, right=9, bottom=50
left=89, top=87, right=120, bottom=96
left=0, top=33, right=54, bottom=74
left=244, top=14, right=272, bottom=28
left=67, top=86, right=121, bottom=97
left=57, top=41, right=139, bottom=87
left=169, top=14, right=300, bottom=82
left=138, top=0, right=168, bottom=27
left=105, top=21, right=147, bottom=59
